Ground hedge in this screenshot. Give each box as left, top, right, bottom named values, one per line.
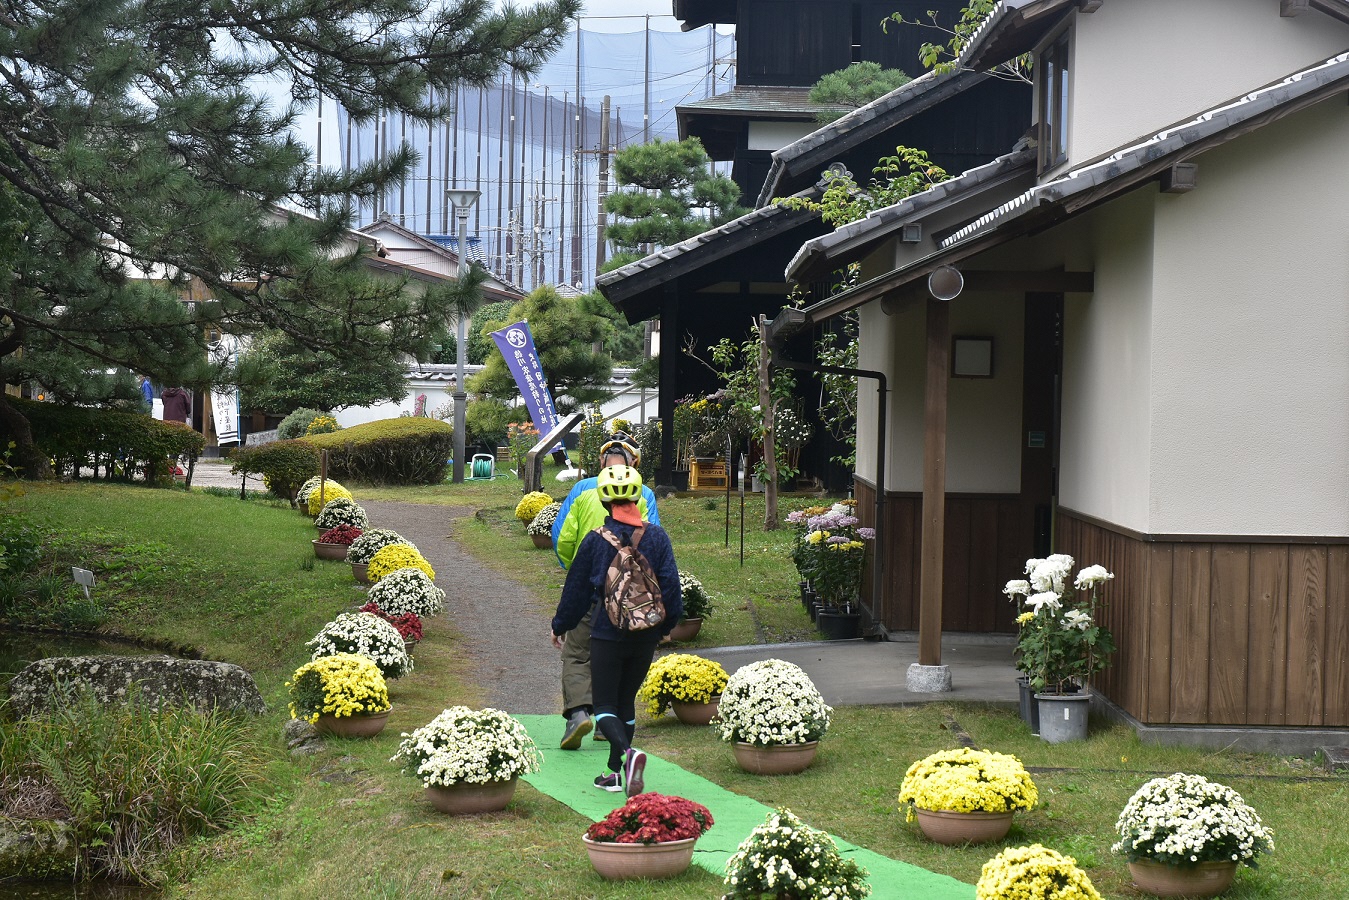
left=230, top=439, right=320, bottom=501
left=0, top=398, right=204, bottom=484
left=303, top=417, right=453, bottom=485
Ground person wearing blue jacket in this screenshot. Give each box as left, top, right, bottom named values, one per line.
left=550, top=465, right=681, bottom=798
left=550, top=432, right=660, bottom=751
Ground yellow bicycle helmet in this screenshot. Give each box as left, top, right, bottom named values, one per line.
left=596, top=464, right=643, bottom=502
left=599, top=431, right=641, bottom=467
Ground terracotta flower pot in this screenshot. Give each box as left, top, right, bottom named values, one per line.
left=314, top=707, right=391, bottom=738
left=913, top=808, right=1015, bottom=845
left=582, top=835, right=697, bottom=880
left=424, top=778, right=518, bottom=815
left=530, top=532, right=553, bottom=550
left=671, top=695, right=720, bottom=726
left=666, top=617, right=703, bottom=642
left=1128, top=859, right=1238, bottom=898
left=732, top=740, right=818, bottom=775
left=351, top=561, right=370, bottom=584
left=313, top=540, right=349, bottom=561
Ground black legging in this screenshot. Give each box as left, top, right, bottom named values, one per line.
left=589, top=633, right=662, bottom=772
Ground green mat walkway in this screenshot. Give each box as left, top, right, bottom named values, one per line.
left=517, top=715, right=975, bottom=899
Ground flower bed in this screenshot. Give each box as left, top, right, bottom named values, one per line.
left=391, top=706, right=541, bottom=787
left=367, top=545, right=435, bottom=582
left=345, top=528, right=415, bottom=564
left=585, top=793, right=714, bottom=844
left=306, top=612, right=412, bottom=679
left=287, top=653, right=390, bottom=723
left=365, top=568, right=445, bottom=618
left=715, top=658, right=831, bottom=747
left=897, top=748, right=1038, bottom=817
left=637, top=653, right=728, bottom=718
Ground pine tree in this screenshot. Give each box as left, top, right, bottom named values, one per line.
left=0, top=0, right=580, bottom=475
left=603, top=137, right=746, bottom=254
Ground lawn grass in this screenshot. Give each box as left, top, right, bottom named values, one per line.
left=4, top=479, right=1347, bottom=898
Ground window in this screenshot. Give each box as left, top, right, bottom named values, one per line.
left=1038, top=31, right=1070, bottom=170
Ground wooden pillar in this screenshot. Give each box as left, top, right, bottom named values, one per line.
left=919, top=297, right=950, bottom=666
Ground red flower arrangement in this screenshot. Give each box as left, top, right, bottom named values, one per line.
left=584, top=793, right=714, bottom=844
left=319, top=524, right=363, bottom=545
left=358, top=602, right=423, bottom=642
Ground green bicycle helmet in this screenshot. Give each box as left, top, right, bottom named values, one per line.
left=599, top=431, right=641, bottom=467
left=596, top=464, right=643, bottom=502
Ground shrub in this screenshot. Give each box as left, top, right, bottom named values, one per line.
left=1112, top=773, right=1273, bottom=867
left=637, top=653, right=729, bottom=718
left=305, top=480, right=352, bottom=515
left=277, top=407, right=325, bottom=441
left=304, top=417, right=454, bottom=485
left=515, top=491, right=553, bottom=525
left=367, top=546, right=435, bottom=582
left=678, top=571, right=714, bottom=620
left=304, top=414, right=341, bottom=436
left=345, top=528, right=414, bottom=564
left=0, top=397, right=204, bottom=483
left=314, top=497, right=369, bottom=530
left=358, top=602, right=423, bottom=642
left=318, top=524, right=363, bottom=545
left=231, top=439, right=320, bottom=501
left=364, top=568, right=444, bottom=617
left=0, top=516, right=43, bottom=576
left=306, top=612, right=412, bottom=680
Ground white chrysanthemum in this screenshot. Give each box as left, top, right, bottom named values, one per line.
left=366, top=567, right=445, bottom=617
left=716, top=659, right=832, bottom=746
left=391, top=706, right=541, bottom=787
left=1074, top=564, right=1114, bottom=589
left=307, top=612, right=412, bottom=679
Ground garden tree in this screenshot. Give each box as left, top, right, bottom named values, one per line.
left=886, top=1, right=1032, bottom=83
left=808, top=62, right=911, bottom=123
left=0, top=0, right=580, bottom=477
left=464, top=300, right=515, bottom=365
left=237, top=258, right=488, bottom=412
left=467, top=284, right=612, bottom=434
left=603, top=137, right=748, bottom=254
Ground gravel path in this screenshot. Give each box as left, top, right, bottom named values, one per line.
left=360, top=500, right=562, bottom=716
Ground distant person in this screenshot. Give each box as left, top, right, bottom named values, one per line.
left=139, top=376, right=154, bottom=414
left=550, top=465, right=680, bottom=797
left=551, top=432, right=660, bottom=750
left=161, top=386, right=191, bottom=425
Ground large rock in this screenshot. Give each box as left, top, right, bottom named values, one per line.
left=0, top=817, right=78, bottom=879
left=6, top=655, right=267, bottom=717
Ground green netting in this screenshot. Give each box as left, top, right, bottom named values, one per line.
left=516, top=714, right=975, bottom=899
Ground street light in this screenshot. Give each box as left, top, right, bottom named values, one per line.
left=446, top=188, right=481, bottom=484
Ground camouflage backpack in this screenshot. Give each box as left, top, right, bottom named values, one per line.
left=596, top=526, right=666, bottom=632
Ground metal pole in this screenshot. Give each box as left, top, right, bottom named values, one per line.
left=453, top=204, right=470, bottom=484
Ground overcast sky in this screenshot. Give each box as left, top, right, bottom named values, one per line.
left=559, top=0, right=732, bottom=33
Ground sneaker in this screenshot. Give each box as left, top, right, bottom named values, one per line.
left=593, top=730, right=608, bottom=742
left=560, top=711, right=592, bottom=750
left=593, top=772, right=623, bottom=792
left=623, top=749, right=646, bottom=798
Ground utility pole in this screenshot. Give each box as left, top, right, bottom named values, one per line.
left=595, top=95, right=611, bottom=272
left=447, top=188, right=482, bottom=485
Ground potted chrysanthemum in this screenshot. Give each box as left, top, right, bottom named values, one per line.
left=314, top=523, right=363, bottom=560
left=514, top=491, right=553, bottom=526
left=390, top=706, right=541, bottom=815
left=666, top=571, right=714, bottom=641
left=306, top=612, right=412, bottom=680
left=304, top=479, right=352, bottom=515
left=716, top=659, right=831, bottom=774
left=583, top=793, right=714, bottom=880
left=976, top=845, right=1102, bottom=900
left=897, top=748, right=1038, bottom=845
left=527, top=501, right=561, bottom=549
left=365, top=567, right=445, bottom=618
left=358, top=601, right=424, bottom=645
left=287, top=652, right=391, bottom=737
left=367, top=545, right=435, bottom=583
left=637, top=653, right=729, bottom=725
left=723, top=807, right=869, bottom=900
left=314, top=497, right=369, bottom=532
left=1112, top=773, right=1273, bottom=897
left=345, top=528, right=415, bottom=583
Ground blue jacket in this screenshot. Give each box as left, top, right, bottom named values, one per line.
left=551, top=476, right=660, bottom=568
left=551, top=518, right=682, bottom=641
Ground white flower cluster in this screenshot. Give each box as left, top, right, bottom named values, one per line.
left=1112, top=773, right=1274, bottom=866
left=306, top=612, right=412, bottom=679
left=366, top=567, right=445, bottom=617
left=296, top=476, right=324, bottom=505
left=716, top=659, right=832, bottom=746
left=314, top=497, right=370, bottom=530
left=391, top=706, right=542, bottom=787
left=345, top=528, right=415, bottom=564
left=526, top=502, right=562, bottom=537
left=723, top=808, right=869, bottom=900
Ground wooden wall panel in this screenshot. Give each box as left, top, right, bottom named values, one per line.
left=1145, top=544, right=1174, bottom=723
left=1246, top=546, right=1288, bottom=726
left=1208, top=546, right=1250, bottom=725
left=1286, top=547, right=1327, bottom=727
left=1170, top=546, right=1213, bottom=723
left=1325, top=546, right=1349, bottom=727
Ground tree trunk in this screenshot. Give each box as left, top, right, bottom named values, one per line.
left=757, top=315, right=779, bottom=530
left=0, top=393, right=52, bottom=480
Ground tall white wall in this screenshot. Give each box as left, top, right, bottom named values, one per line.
left=1067, top=0, right=1349, bottom=167
left=1147, top=99, right=1349, bottom=535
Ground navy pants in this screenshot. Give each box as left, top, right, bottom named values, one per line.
left=589, top=633, right=661, bottom=772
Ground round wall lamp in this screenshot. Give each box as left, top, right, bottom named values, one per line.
left=928, top=265, right=964, bottom=301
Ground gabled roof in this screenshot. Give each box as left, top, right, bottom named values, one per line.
left=358, top=218, right=523, bottom=301
left=777, top=50, right=1349, bottom=335
left=756, top=68, right=996, bottom=207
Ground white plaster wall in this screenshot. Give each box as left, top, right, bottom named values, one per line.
left=1058, top=189, right=1155, bottom=531
left=855, top=301, right=891, bottom=487
left=1147, top=100, right=1349, bottom=536
left=1069, top=0, right=1349, bottom=166
left=747, top=120, right=817, bottom=151
left=945, top=294, right=1025, bottom=493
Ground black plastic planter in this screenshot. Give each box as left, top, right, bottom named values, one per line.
left=817, top=611, right=862, bottom=640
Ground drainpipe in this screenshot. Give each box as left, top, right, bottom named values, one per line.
left=769, top=349, right=888, bottom=639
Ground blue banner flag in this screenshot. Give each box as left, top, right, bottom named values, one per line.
left=489, top=320, right=564, bottom=451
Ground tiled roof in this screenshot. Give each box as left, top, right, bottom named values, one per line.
left=678, top=87, right=842, bottom=119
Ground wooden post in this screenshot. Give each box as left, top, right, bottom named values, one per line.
left=919, top=297, right=949, bottom=666
left=319, top=449, right=329, bottom=508
left=757, top=314, right=779, bottom=530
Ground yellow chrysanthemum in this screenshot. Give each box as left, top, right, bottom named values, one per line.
left=898, top=748, right=1038, bottom=819
left=515, top=491, right=554, bottom=524
left=306, top=480, right=352, bottom=515
left=287, top=652, right=390, bottom=723
left=976, top=844, right=1102, bottom=900
left=367, top=545, right=435, bottom=582
left=637, top=653, right=730, bottom=717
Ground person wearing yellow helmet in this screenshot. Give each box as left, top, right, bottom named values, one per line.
left=549, top=432, right=661, bottom=751
left=551, top=464, right=681, bottom=797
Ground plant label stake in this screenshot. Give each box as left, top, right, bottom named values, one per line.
left=71, top=567, right=94, bottom=599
